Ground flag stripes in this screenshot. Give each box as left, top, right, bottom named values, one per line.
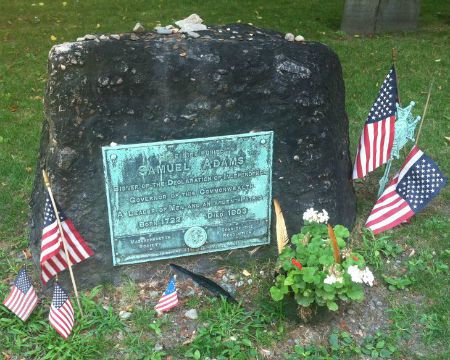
left=154, top=276, right=179, bottom=313
left=49, top=283, right=74, bottom=339
left=365, top=175, right=414, bottom=233
left=353, top=115, right=395, bottom=179
left=366, top=146, right=447, bottom=234
left=353, top=67, right=397, bottom=179
left=40, top=194, right=94, bottom=284
left=154, top=292, right=178, bottom=312
left=3, top=268, right=38, bottom=321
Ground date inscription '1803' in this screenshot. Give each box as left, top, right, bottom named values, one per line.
left=102, top=132, right=273, bottom=266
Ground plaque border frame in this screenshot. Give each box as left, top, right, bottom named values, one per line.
left=102, top=131, right=274, bottom=266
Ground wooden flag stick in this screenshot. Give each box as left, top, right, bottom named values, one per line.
left=415, top=79, right=434, bottom=147
left=42, top=170, right=84, bottom=317
left=392, top=48, right=401, bottom=106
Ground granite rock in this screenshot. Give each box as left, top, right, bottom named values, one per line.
left=30, top=24, right=355, bottom=288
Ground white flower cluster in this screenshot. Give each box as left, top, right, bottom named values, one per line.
left=324, top=265, right=343, bottom=285
left=347, top=265, right=374, bottom=287
left=302, top=208, right=329, bottom=224
left=324, top=273, right=343, bottom=285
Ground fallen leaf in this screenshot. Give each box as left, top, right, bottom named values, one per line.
left=50, top=35, right=57, bottom=42
left=445, top=136, right=450, bottom=142
left=248, top=246, right=260, bottom=255
left=179, top=52, right=186, bottom=57
left=242, top=269, right=251, bottom=277
left=2, top=351, right=11, bottom=360
left=182, top=337, right=195, bottom=345
left=216, top=268, right=227, bottom=277
left=22, top=248, right=32, bottom=259
left=10, top=105, right=17, bottom=112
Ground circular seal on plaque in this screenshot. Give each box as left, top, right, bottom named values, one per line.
left=184, top=226, right=207, bottom=248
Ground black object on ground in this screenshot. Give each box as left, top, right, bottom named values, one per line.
left=170, top=263, right=237, bottom=303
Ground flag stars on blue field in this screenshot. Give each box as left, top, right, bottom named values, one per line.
left=52, top=284, right=69, bottom=309
left=367, top=68, right=397, bottom=123
left=397, top=155, right=446, bottom=210
left=15, top=268, right=33, bottom=294
left=44, top=195, right=66, bottom=226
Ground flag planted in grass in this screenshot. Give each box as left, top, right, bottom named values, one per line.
left=366, top=145, right=447, bottom=234
left=154, top=275, right=179, bottom=313
left=353, top=67, right=397, bottom=179
left=40, top=193, right=94, bottom=284
left=3, top=267, right=38, bottom=321
left=49, top=283, right=74, bottom=339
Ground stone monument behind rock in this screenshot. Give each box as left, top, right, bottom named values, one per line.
left=30, top=24, right=356, bottom=288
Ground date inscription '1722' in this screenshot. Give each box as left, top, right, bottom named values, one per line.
left=102, top=131, right=273, bottom=266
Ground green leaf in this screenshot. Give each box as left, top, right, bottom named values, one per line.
left=333, top=225, right=350, bottom=238
left=284, top=275, right=295, bottom=286
left=376, top=340, right=385, bottom=349
left=380, top=348, right=393, bottom=358
left=347, top=285, right=364, bottom=301
left=242, top=338, right=252, bottom=347
left=329, top=333, right=339, bottom=350
left=270, top=286, right=285, bottom=301
left=302, top=267, right=316, bottom=283
left=296, top=295, right=315, bottom=307
left=194, top=350, right=201, bottom=360
left=337, top=237, right=347, bottom=248
left=323, top=292, right=335, bottom=300
left=326, top=301, right=338, bottom=311
left=319, top=254, right=334, bottom=266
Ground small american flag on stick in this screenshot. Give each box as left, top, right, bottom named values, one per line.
left=3, top=267, right=38, bottom=321
left=49, top=283, right=74, bottom=339
left=154, top=276, right=179, bottom=313
left=366, top=146, right=447, bottom=234
left=353, top=67, right=397, bottom=179
left=40, top=193, right=94, bottom=284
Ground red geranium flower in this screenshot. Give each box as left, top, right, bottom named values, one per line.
left=291, top=258, right=303, bottom=270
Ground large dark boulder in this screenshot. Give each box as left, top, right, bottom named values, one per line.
left=30, top=24, right=356, bottom=288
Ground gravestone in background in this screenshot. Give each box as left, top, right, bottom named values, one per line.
left=29, top=24, right=356, bottom=288
left=341, top=0, right=420, bottom=35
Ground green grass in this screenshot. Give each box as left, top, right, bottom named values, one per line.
left=1, top=0, right=449, bottom=358
left=182, top=298, right=283, bottom=359
left=0, top=285, right=123, bottom=359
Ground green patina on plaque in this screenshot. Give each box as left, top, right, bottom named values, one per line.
left=102, top=131, right=273, bottom=266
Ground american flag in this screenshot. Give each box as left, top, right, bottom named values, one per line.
left=49, top=283, right=74, bottom=339
left=154, top=276, right=178, bottom=313
left=366, top=146, right=447, bottom=234
left=353, top=67, right=397, bottom=179
left=3, top=268, right=38, bottom=321
left=40, top=193, right=94, bottom=284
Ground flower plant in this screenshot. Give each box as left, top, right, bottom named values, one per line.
left=270, top=209, right=374, bottom=316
